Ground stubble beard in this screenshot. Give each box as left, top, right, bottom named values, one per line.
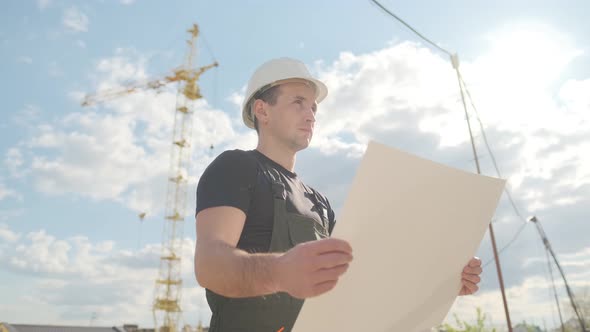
left=292, top=132, right=312, bottom=152
left=271, top=126, right=312, bottom=153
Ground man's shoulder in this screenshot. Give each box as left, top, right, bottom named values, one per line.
left=196, top=149, right=261, bottom=216
left=211, top=149, right=258, bottom=167
left=204, top=149, right=265, bottom=180
left=199, top=149, right=259, bottom=181
left=216, top=148, right=253, bottom=159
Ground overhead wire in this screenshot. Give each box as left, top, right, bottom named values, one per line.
left=458, top=73, right=526, bottom=221
left=538, top=228, right=560, bottom=330
left=482, top=223, right=528, bottom=268
left=366, top=3, right=590, bottom=331
left=151, top=22, right=188, bottom=82
left=198, top=29, right=220, bottom=108
left=547, top=247, right=567, bottom=331
left=457, top=72, right=531, bottom=267
left=371, top=0, right=531, bottom=266
left=199, top=30, right=218, bottom=63
left=369, top=0, right=452, bottom=57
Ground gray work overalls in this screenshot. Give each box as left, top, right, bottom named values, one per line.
left=207, top=160, right=330, bottom=332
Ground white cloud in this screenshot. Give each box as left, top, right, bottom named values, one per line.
left=120, top=0, right=136, bottom=4
left=88, top=48, right=156, bottom=91
left=1, top=221, right=588, bottom=329
left=309, top=42, right=464, bottom=159
left=5, top=147, right=28, bottom=179
left=0, top=223, right=21, bottom=242
left=311, top=33, right=586, bottom=156
left=11, top=230, right=72, bottom=274
left=463, top=24, right=584, bottom=134
left=558, top=247, right=590, bottom=269
left=306, top=35, right=589, bottom=214
left=447, top=247, right=590, bottom=330
left=290, top=37, right=589, bottom=330
left=62, top=7, right=89, bottom=33
left=4, top=31, right=588, bottom=328
left=25, top=100, right=219, bottom=211
left=28, top=111, right=160, bottom=201
left=9, top=50, right=247, bottom=215
left=0, top=224, right=209, bottom=326
left=559, top=78, right=590, bottom=117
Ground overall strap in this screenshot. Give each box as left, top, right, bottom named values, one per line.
left=301, top=183, right=332, bottom=233
left=253, top=154, right=286, bottom=200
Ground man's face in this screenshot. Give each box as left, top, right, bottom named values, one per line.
left=263, top=81, right=318, bottom=152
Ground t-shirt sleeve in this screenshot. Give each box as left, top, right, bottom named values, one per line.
left=196, top=150, right=257, bottom=216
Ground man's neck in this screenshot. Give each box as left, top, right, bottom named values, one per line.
left=256, top=140, right=296, bottom=172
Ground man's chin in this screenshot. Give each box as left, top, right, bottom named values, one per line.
left=294, top=139, right=311, bottom=152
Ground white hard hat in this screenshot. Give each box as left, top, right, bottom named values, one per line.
left=242, top=57, right=328, bottom=129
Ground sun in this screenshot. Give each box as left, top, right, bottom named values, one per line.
left=484, top=23, right=580, bottom=91
left=458, top=22, right=583, bottom=132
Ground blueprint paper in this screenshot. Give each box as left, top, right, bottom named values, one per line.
left=293, top=141, right=506, bottom=332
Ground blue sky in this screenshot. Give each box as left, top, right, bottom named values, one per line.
left=1, top=0, right=589, bottom=330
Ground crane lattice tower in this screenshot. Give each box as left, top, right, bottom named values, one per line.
left=81, top=24, right=217, bottom=332
left=152, top=24, right=217, bottom=332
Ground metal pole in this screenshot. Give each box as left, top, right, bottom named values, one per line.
left=451, top=54, right=513, bottom=332
left=529, top=216, right=588, bottom=331
left=546, top=248, right=566, bottom=332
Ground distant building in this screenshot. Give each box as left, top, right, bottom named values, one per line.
left=0, top=324, right=207, bottom=332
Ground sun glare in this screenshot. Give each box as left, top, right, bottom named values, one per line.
left=460, top=23, right=584, bottom=132
left=484, top=23, right=579, bottom=90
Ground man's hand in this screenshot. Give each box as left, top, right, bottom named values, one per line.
left=459, top=257, right=482, bottom=296
left=274, top=238, right=353, bottom=299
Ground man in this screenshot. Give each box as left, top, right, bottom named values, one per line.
left=194, top=57, right=482, bottom=332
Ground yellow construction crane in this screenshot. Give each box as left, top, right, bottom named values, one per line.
left=82, top=24, right=218, bottom=332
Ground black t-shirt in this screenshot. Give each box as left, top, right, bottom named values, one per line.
left=196, top=149, right=336, bottom=253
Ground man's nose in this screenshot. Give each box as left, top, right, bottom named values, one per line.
left=304, top=107, right=316, bottom=123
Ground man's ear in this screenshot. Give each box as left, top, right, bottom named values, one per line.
left=252, top=99, right=269, bottom=125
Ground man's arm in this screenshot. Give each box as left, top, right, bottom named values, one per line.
left=194, top=206, right=353, bottom=299
left=194, top=206, right=279, bottom=297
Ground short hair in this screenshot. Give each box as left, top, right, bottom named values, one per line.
left=250, top=85, right=282, bottom=132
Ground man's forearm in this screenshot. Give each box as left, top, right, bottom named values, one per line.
left=195, top=241, right=281, bottom=298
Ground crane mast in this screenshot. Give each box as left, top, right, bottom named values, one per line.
left=82, top=24, right=217, bottom=332
left=152, top=24, right=217, bottom=332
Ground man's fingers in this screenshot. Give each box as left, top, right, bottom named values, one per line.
left=313, top=252, right=353, bottom=270
left=460, top=282, right=478, bottom=295
left=462, top=272, right=481, bottom=284
left=463, top=265, right=482, bottom=275
left=459, top=258, right=482, bottom=296
left=462, top=281, right=479, bottom=294
left=313, top=263, right=349, bottom=283
left=468, top=257, right=482, bottom=267
left=459, top=286, right=472, bottom=296
left=307, top=237, right=352, bottom=255
left=311, top=279, right=338, bottom=297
